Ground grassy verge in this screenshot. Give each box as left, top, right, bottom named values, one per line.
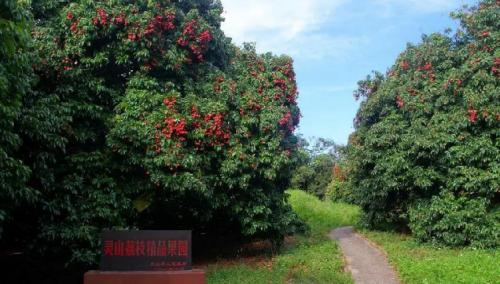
left=206, top=190, right=360, bottom=284
left=361, top=230, right=499, bottom=284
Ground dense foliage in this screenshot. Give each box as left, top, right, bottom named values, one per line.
left=325, top=160, right=352, bottom=203
left=0, top=0, right=33, bottom=239
left=292, top=154, right=335, bottom=198
left=0, top=0, right=303, bottom=274
left=291, top=138, right=338, bottom=199
left=348, top=0, right=499, bottom=247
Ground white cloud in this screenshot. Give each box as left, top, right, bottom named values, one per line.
left=374, top=0, right=468, bottom=13
left=247, top=32, right=368, bottom=60
left=219, top=0, right=469, bottom=59
left=220, top=0, right=354, bottom=59
left=221, top=0, right=342, bottom=41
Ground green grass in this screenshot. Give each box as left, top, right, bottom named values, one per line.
left=207, top=190, right=499, bottom=283
left=207, top=190, right=360, bottom=284
left=361, top=230, right=500, bottom=284
left=288, top=190, right=360, bottom=236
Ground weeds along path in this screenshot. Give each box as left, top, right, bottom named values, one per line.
left=330, top=227, right=400, bottom=284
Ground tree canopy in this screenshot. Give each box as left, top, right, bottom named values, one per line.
left=348, top=0, right=499, bottom=247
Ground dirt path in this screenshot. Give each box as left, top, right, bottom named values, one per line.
left=329, top=227, right=400, bottom=284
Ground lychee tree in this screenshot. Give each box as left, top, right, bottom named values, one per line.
left=348, top=0, right=499, bottom=247
left=108, top=43, right=302, bottom=241
left=3, top=0, right=303, bottom=267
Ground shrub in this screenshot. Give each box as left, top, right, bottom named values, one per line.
left=291, top=154, right=335, bottom=198
left=409, top=193, right=499, bottom=247
left=348, top=0, right=499, bottom=246
left=325, top=179, right=353, bottom=204
left=291, top=138, right=342, bottom=199
left=325, top=161, right=355, bottom=203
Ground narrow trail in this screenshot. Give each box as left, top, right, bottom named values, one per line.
left=329, top=227, right=400, bottom=284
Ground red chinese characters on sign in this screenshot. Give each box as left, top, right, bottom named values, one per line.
left=114, top=240, right=124, bottom=256
left=125, top=240, right=136, bottom=256
left=147, top=240, right=157, bottom=256
left=104, top=240, right=113, bottom=256
left=157, top=241, right=167, bottom=257
left=136, top=240, right=146, bottom=256
left=178, top=240, right=188, bottom=257
left=100, top=230, right=191, bottom=271
left=102, top=240, right=189, bottom=257
left=168, top=240, right=177, bottom=256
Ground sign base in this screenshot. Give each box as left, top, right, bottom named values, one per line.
left=84, top=270, right=205, bottom=284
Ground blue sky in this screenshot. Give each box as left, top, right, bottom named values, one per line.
left=220, top=0, right=476, bottom=144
